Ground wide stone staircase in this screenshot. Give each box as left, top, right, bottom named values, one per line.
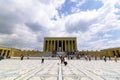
left=29, top=52, right=66, bottom=57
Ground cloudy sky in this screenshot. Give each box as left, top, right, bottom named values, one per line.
left=0, top=0, right=120, bottom=51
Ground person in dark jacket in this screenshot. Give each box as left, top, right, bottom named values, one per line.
left=21, top=55, right=24, bottom=60
left=41, top=56, right=44, bottom=63
left=104, top=56, right=107, bottom=62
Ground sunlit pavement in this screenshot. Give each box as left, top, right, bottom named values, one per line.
left=0, top=58, right=120, bottom=80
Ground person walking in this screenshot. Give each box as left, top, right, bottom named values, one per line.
left=60, top=56, right=64, bottom=64
left=41, top=56, right=44, bottom=63
left=103, top=56, right=107, bottom=62
left=27, top=54, right=29, bottom=59
left=85, top=55, right=88, bottom=61
left=88, top=55, right=91, bottom=61
left=64, top=57, right=68, bottom=66
left=21, top=55, right=24, bottom=60
left=114, top=56, right=118, bottom=62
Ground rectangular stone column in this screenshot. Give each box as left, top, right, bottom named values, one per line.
left=46, top=40, right=47, bottom=52
left=48, top=40, right=49, bottom=52
left=62, top=40, right=63, bottom=52
left=51, top=40, right=53, bottom=51
left=43, top=40, right=46, bottom=52
left=67, top=40, right=68, bottom=51
left=57, top=40, right=59, bottom=52
left=1, top=49, right=3, bottom=56
left=53, top=40, right=55, bottom=51
left=50, top=40, right=51, bottom=52
left=5, top=50, right=8, bottom=57
left=67, top=41, right=69, bottom=51
left=69, top=40, right=71, bottom=51
left=65, top=40, right=67, bottom=52
left=50, top=40, right=52, bottom=52
left=0, top=50, right=1, bottom=55
left=68, top=40, right=70, bottom=51
left=64, top=40, right=66, bottom=51
left=52, top=40, right=53, bottom=52
left=45, top=41, right=46, bottom=52
left=52, top=40, right=54, bottom=51
left=75, top=40, right=77, bottom=51
left=45, top=40, right=47, bottom=52
left=71, top=40, right=73, bottom=52
left=67, top=40, right=69, bottom=51
left=70, top=40, right=71, bottom=51
left=73, top=40, right=75, bottom=51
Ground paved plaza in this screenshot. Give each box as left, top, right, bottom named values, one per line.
left=0, top=58, right=120, bottom=80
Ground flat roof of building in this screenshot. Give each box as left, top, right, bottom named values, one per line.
left=44, top=37, right=76, bottom=40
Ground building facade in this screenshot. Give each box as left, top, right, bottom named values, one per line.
left=43, top=37, right=77, bottom=52
left=0, top=47, right=40, bottom=58
left=0, top=47, right=21, bottom=58
left=101, top=47, right=120, bottom=57
left=0, top=47, right=11, bottom=58
left=80, top=47, right=120, bottom=57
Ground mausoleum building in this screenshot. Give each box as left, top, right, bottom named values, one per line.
left=43, top=37, right=77, bottom=52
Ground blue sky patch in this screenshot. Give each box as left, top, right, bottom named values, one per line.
left=115, top=3, right=120, bottom=9
left=58, top=0, right=77, bottom=17
left=115, top=3, right=120, bottom=20
left=106, top=29, right=120, bottom=40
left=79, top=0, right=103, bottom=11
left=89, top=29, right=120, bottom=42
left=58, top=0, right=103, bottom=17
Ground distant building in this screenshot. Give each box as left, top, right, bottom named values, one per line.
left=1, top=37, right=120, bottom=58
left=80, top=47, right=120, bottom=57
left=43, top=37, right=77, bottom=52
left=0, top=47, right=20, bottom=58
left=0, top=47, right=40, bottom=58
left=101, top=47, right=120, bottom=57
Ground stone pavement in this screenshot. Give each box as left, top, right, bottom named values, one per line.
left=0, top=59, right=120, bottom=80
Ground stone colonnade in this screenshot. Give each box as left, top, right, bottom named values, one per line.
left=43, top=37, right=77, bottom=52
left=0, top=48, right=11, bottom=58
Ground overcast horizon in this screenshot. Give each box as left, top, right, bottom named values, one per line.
left=0, top=0, right=120, bottom=51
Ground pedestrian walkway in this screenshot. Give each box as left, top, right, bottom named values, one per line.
left=0, top=59, right=120, bottom=80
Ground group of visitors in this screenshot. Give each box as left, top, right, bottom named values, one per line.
left=85, top=55, right=91, bottom=61
left=19, top=53, right=118, bottom=64
left=40, top=55, right=118, bottom=65
left=102, top=55, right=118, bottom=62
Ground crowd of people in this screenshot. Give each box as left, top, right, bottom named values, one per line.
left=1, top=51, right=117, bottom=64
left=18, top=51, right=119, bottom=63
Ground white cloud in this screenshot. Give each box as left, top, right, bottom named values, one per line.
left=88, top=39, right=107, bottom=50
left=0, top=0, right=120, bottom=51
left=103, top=34, right=112, bottom=38
left=63, top=0, right=120, bottom=50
